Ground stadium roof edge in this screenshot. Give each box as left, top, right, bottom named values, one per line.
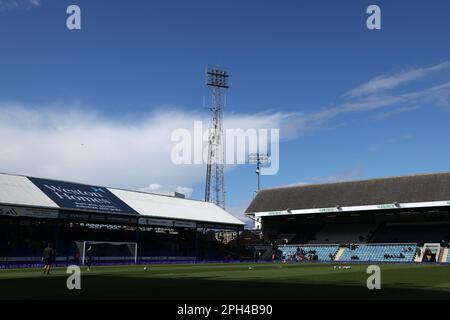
left=259, top=171, right=450, bottom=192
left=246, top=171, right=450, bottom=214
left=0, top=172, right=245, bottom=226
left=0, top=171, right=203, bottom=203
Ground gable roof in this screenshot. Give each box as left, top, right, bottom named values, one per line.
left=246, top=172, right=450, bottom=213
left=0, top=173, right=244, bottom=226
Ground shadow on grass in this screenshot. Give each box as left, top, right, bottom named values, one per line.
left=1, top=275, right=450, bottom=300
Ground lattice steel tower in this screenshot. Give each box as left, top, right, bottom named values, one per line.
left=204, top=67, right=229, bottom=209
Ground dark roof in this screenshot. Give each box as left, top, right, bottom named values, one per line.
left=245, top=172, right=450, bottom=213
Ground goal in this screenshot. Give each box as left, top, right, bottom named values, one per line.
left=75, top=241, right=138, bottom=265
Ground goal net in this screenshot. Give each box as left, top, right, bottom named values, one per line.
left=75, top=241, right=138, bottom=265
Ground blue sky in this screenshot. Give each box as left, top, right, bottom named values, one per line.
left=0, top=0, right=449, bottom=224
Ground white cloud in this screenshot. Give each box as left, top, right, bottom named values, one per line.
left=346, top=60, right=450, bottom=97
left=289, top=81, right=450, bottom=134
left=0, top=0, right=40, bottom=11
left=0, top=0, right=18, bottom=11
left=1, top=60, right=449, bottom=223
left=276, top=61, right=449, bottom=135
left=372, top=106, right=420, bottom=121
left=368, top=133, right=414, bottom=152
left=0, top=103, right=290, bottom=196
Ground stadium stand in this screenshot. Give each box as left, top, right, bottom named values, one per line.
left=4, top=171, right=450, bottom=266
left=370, top=222, right=450, bottom=245
left=246, top=172, right=450, bottom=213
left=308, top=222, right=377, bottom=244
left=244, top=172, right=450, bottom=265
left=0, top=173, right=246, bottom=267
left=339, top=244, right=417, bottom=262
left=281, top=245, right=339, bottom=262
left=275, top=233, right=297, bottom=244
left=288, top=225, right=324, bottom=244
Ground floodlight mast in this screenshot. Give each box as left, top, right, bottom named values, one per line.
left=204, top=67, right=229, bottom=209
left=249, top=153, right=269, bottom=194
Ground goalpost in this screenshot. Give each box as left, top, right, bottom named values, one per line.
left=75, top=241, right=138, bottom=265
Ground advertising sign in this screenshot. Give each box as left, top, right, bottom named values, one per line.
left=0, top=206, right=58, bottom=219
left=173, top=220, right=197, bottom=228
left=28, top=177, right=138, bottom=216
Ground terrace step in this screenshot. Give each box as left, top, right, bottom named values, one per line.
left=334, top=247, right=346, bottom=261
left=440, top=247, right=449, bottom=263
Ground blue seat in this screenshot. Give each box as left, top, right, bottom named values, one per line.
left=339, top=244, right=416, bottom=262
left=281, top=245, right=339, bottom=261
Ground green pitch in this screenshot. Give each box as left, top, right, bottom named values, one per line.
left=1, top=263, right=450, bottom=299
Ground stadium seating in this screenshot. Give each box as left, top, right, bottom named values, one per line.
left=309, top=222, right=378, bottom=244
left=280, top=245, right=339, bottom=261
left=270, top=224, right=324, bottom=245
left=370, top=223, right=450, bottom=245
left=275, top=234, right=297, bottom=244
left=339, top=244, right=417, bottom=262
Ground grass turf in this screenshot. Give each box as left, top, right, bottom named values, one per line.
left=1, top=263, right=450, bottom=299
